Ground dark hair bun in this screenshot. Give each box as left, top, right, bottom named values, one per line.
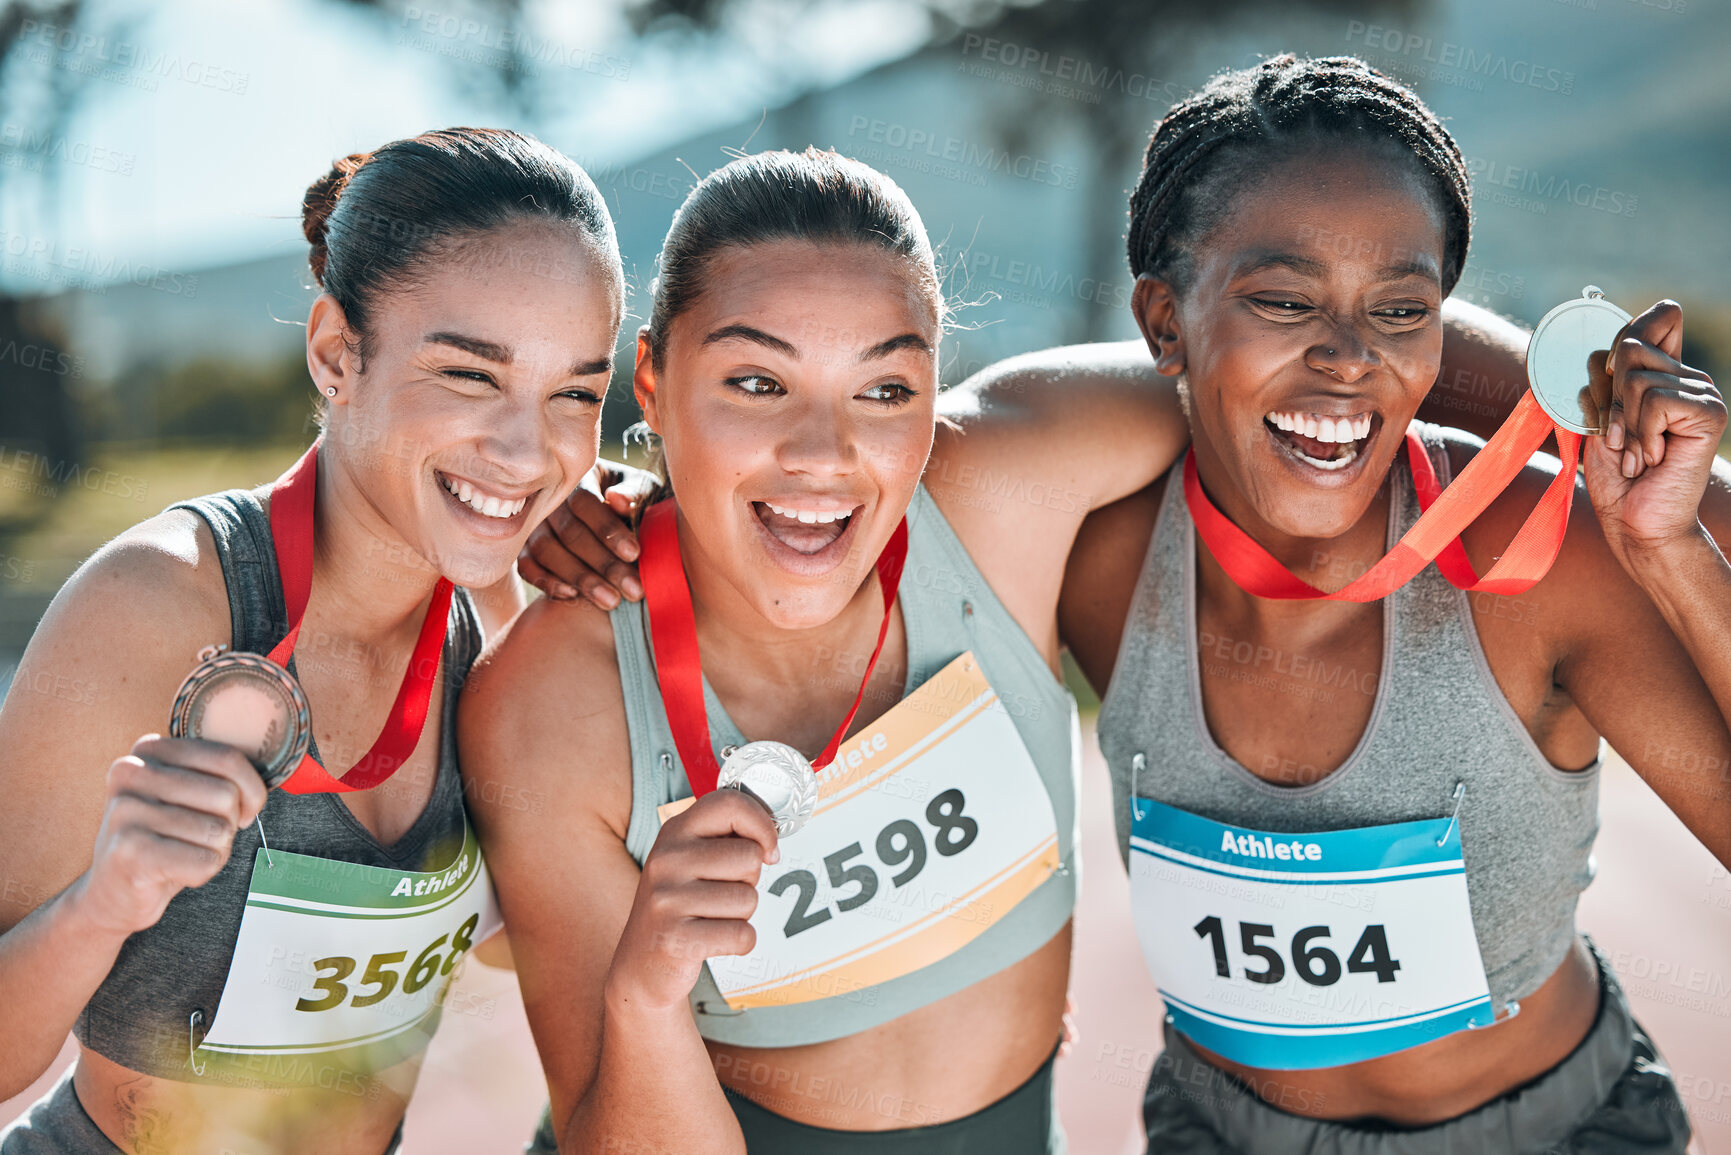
left=295, top=129, right=616, bottom=360
left=301, top=152, right=371, bottom=285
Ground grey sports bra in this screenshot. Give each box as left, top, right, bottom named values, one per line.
left=1096, top=428, right=1601, bottom=1015
left=72, top=489, right=481, bottom=1084
left=610, top=485, right=1081, bottom=1047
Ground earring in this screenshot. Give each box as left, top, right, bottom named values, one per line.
left=324, top=386, right=338, bottom=397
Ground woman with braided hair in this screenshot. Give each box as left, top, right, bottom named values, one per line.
left=1059, top=54, right=1720, bottom=1150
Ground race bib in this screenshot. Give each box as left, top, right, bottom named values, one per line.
left=662, top=652, right=1060, bottom=1010
left=1129, top=798, right=1493, bottom=1070
left=193, top=819, right=501, bottom=1080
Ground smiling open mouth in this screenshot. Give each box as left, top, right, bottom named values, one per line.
left=752, top=500, right=858, bottom=555
left=439, top=473, right=529, bottom=519
left=1265, top=410, right=1373, bottom=472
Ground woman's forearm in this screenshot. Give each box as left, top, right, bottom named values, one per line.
left=563, top=984, right=743, bottom=1155
left=1625, top=528, right=1731, bottom=742
left=0, top=876, right=129, bottom=1099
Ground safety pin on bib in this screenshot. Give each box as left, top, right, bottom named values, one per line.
left=256, top=817, right=276, bottom=869
left=695, top=1000, right=746, bottom=1018
left=1130, top=753, right=1148, bottom=821
left=1436, top=781, right=1466, bottom=848
left=1468, top=999, right=1521, bottom=1030
left=187, top=1010, right=207, bottom=1076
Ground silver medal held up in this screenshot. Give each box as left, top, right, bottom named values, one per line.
left=168, top=644, right=311, bottom=789
left=718, top=740, right=819, bottom=837
left=1525, top=285, right=1633, bottom=437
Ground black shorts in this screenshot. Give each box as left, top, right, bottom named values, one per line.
left=527, top=1045, right=1064, bottom=1154
left=1141, top=939, right=1691, bottom=1154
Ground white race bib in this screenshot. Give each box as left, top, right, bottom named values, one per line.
left=662, top=652, right=1060, bottom=1009
left=193, top=819, right=501, bottom=1080
left=1129, top=797, right=1492, bottom=1069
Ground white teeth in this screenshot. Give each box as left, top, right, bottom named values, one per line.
left=442, top=476, right=527, bottom=519
left=1264, top=412, right=1374, bottom=444
left=765, top=503, right=848, bottom=525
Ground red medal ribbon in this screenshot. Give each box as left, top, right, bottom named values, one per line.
left=266, top=441, right=454, bottom=794
left=1184, top=390, right=1583, bottom=602
left=638, top=499, right=909, bottom=798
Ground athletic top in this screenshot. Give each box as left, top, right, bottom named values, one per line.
left=611, top=484, right=1081, bottom=1047
left=1097, top=427, right=1600, bottom=1017
left=72, top=490, right=482, bottom=1083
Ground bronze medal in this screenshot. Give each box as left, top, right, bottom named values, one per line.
left=169, top=645, right=311, bottom=789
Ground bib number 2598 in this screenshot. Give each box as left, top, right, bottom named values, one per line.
left=768, top=789, right=979, bottom=938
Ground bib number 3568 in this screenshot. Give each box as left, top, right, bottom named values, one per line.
left=1193, top=916, right=1401, bottom=987
left=296, top=912, right=480, bottom=1013
left=769, top=789, right=979, bottom=938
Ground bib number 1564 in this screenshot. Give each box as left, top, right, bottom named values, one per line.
left=1193, top=916, right=1401, bottom=987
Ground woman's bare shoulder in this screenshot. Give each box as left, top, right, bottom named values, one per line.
left=0, top=506, right=236, bottom=927
left=31, top=505, right=234, bottom=679
left=458, top=594, right=634, bottom=836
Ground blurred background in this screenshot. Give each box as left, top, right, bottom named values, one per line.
left=0, top=0, right=1727, bottom=1150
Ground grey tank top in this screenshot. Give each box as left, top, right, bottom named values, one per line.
left=73, top=490, right=482, bottom=1083
left=612, top=484, right=1081, bottom=1048
left=1097, top=428, right=1600, bottom=1015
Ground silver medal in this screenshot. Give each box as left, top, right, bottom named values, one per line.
left=169, top=644, right=311, bottom=789
left=717, top=740, right=818, bottom=837
left=1526, top=285, right=1633, bottom=436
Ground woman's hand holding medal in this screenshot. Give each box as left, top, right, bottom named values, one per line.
left=607, top=790, right=779, bottom=1011
left=1581, top=300, right=1726, bottom=574
left=70, top=734, right=268, bottom=940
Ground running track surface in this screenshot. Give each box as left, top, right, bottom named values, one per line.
left=5, top=733, right=1727, bottom=1152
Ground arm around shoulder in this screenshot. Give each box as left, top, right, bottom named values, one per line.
left=933, top=340, right=1188, bottom=520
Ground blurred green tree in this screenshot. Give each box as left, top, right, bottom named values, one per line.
left=0, top=2, right=102, bottom=531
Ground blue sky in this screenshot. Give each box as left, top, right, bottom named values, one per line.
left=0, top=0, right=928, bottom=289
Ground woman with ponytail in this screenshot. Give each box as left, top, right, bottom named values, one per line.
left=0, top=127, right=622, bottom=1154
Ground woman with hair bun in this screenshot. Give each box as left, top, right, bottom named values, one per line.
left=0, top=127, right=623, bottom=1154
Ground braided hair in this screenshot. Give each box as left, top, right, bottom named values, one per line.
left=1127, top=55, right=1472, bottom=297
